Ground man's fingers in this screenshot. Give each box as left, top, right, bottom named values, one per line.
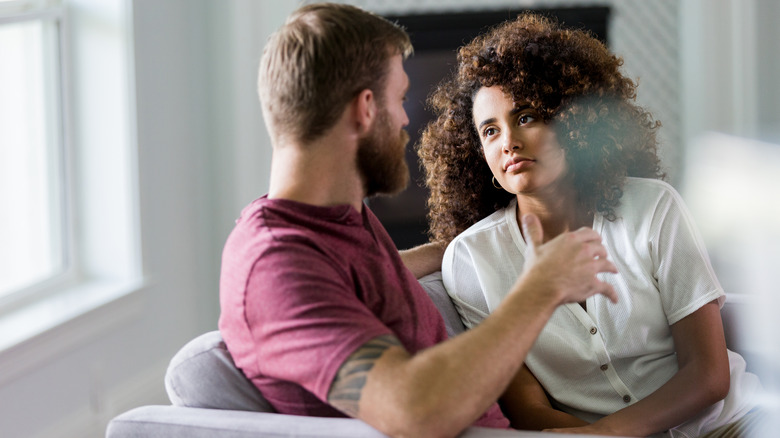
left=522, top=221, right=619, bottom=305
left=521, top=213, right=544, bottom=250
left=593, top=257, right=618, bottom=274
left=588, top=243, right=610, bottom=261
left=597, top=281, right=619, bottom=304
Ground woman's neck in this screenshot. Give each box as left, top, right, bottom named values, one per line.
left=515, top=182, right=591, bottom=243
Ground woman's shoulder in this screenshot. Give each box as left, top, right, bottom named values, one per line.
left=624, top=177, right=677, bottom=195
left=619, top=177, right=683, bottom=212
left=459, top=200, right=515, bottom=235
left=448, top=200, right=517, bottom=249
left=610, top=178, right=694, bottom=238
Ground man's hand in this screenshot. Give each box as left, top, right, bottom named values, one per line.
left=518, top=213, right=619, bottom=305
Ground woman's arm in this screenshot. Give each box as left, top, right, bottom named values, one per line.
left=500, top=364, right=588, bottom=430
left=549, top=299, right=730, bottom=436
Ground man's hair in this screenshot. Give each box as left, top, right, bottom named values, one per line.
left=259, top=3, right=412, bottom=144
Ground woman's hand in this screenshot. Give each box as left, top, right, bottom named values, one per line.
left=500, top=364, right=588, bottom=430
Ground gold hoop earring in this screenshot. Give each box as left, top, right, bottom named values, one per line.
left=492, top=176, right=502, bottom=189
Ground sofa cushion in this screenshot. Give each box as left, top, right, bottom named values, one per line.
left=165, top=331, right=275, bottom=412
left=419, top=271, right=466, bottom=338
left=165, top=272, right=463, bottom=411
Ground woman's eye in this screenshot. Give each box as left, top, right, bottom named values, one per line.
left=483, top=127, right=497, bottom=137
left=518, top=114, right=535, bottom=125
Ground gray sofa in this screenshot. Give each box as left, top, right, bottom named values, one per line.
left=106, top=273, right=558, bottom=437
left=105, top=272, right=756, bottom=438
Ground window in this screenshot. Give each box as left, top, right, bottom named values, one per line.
left=0, top=0, right=142, bottom=365
left=0, top=0, right=67, bottom=306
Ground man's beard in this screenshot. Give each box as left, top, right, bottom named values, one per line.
left=356, top=108, right=410, bottom=197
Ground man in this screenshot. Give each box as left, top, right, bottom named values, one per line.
left=218, top=3, right=618, bottom=437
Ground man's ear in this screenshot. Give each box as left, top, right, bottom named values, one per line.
left=352, top=88, right=376, bottom=135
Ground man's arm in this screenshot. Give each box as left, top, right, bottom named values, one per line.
left=398, top=241, right=446, bottom=278
left=328, top=335, right=402, bottom=417
left=328, top=214, right=619, bottom=437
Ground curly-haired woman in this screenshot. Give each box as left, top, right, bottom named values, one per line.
left=418, top=13, right=764, bottom=437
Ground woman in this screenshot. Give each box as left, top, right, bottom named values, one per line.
left=418, top=13, right=763, bottom=437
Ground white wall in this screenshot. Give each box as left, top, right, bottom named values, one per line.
left=755, top=0, right=780, bottom=140
left=1, top=1, right=777, bottom=437
left=681, top=0, right=780, bottom=144
left=0, top=1, right=290, bottom=437
left=207, top=0, right=297, bottom=270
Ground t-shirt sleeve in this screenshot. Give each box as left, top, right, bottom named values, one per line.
left=648, top=184, right=725, bottom=325
left=442, top=238, right=491, bottom=329
left=243, top=240, right=394, bottom=402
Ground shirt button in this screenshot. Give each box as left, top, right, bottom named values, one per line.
left=623, top=395, right=631, bottom=403
left=600, top=364, right=609, bottom=371
left=590, top=327, right=598, bottom=335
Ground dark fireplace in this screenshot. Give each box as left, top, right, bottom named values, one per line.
left=367, top=7, right=610, bottom=249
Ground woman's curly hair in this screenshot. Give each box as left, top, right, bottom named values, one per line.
left=417, top=13, right=665, bottom=245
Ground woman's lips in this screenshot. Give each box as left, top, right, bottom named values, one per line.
left=505, top=158, right=534, bottom=172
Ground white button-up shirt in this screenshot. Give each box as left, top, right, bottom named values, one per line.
left=443, top=178, right=761, bottom=437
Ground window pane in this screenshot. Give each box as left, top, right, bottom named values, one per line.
left=0, top=19, right=64, bottom=299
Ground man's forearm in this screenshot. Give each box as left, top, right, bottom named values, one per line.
left=398, top=241, right=446, bottom=278
left=333, top=220, right=619, bottom=437
left=354, top=273, right=564, bottom=438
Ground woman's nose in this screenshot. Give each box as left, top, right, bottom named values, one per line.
left=502, top=131, right=521, bottom=152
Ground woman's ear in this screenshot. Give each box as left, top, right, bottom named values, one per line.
left=352, top=88, right=376, bottom=135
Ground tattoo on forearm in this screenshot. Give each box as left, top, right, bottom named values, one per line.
left=328, top=335, right=401, bottom=417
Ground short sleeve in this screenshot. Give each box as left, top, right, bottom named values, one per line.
left=442, top=238, right=491, bottom=329
left=648, top=184, right=725, bottom=325
left=244, top=241, right=393, bottom=402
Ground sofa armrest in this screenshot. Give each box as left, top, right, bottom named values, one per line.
left=106, top=405, right=387, bottom=438
left=106, top=405, right=537, bottom=438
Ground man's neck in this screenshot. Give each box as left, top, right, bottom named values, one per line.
left=267, top=135, right=365, bottom=213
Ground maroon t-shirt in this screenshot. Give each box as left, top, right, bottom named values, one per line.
left=218, top=196, right=508, bottom=428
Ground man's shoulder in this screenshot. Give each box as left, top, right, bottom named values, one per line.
left=220, top=199, right=346, bottom=295
left=226, top=203, right=301, bottom=253
left=230, top=197, right=344, bottom=247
